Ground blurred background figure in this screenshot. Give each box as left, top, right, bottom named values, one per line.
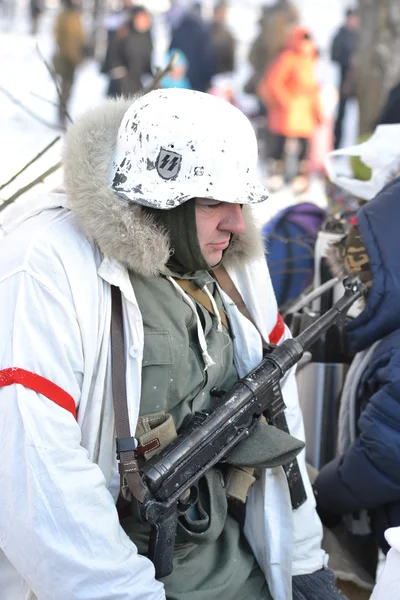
left=53, top=0, right=86, bottom=127
left=257, top=26, right=322, bottom=195
left=245, top=0, right=299, bottom=99
left=29, top=0, right=44, bottom=35
left=0, top=0, right=15, bottom=24
left=331, top=8, right=359, bottom=149
left=161, top=48, right=191, bottom=89
left=166, top=0, right=215, bottom=92
left=118, top=5, right=153, bottom=96
left=210, top=0, right=235, bottom=77
left=244, top=0, right=299, bottom=165
left=208, top=1, right=236, bottom=106
left=377, top=81, right=400, bottom=126
left=101, top=8, right=129, bottom=98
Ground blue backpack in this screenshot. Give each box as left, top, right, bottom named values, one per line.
left=262, top=202, right=327, bottom=310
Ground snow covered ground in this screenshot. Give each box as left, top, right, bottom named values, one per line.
left=0, top=2, right=107, bottom=208
left=0, top=0, right=358, bottom=223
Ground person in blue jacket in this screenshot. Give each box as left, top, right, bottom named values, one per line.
left=166, top=1, right=215, bottom=92
left=313, top=176, right=400, bottom=556
left=160, top=49, right=191, bottom=90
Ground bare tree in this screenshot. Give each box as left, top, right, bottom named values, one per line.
left=0, top=53, right=177, bottom=210
left=358, top=0, right=400, bottom=134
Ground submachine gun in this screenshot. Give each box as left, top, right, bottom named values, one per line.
left=137, top=277, right=366, bottom=578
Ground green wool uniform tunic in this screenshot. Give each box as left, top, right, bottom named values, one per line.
left=122, top=272, right=272, bottom=600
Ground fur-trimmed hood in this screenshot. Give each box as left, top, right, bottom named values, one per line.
left=63, top=97, right=264, bottom=278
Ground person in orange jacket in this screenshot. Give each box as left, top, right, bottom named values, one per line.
left=257, top=26, right=322, bottom=193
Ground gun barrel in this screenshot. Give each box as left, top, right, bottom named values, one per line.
left=142, top=278, right=365, bottom=497
left=296, top=277, right=365, bottom=351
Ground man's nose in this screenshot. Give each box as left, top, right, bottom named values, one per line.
left=220, top=204, right=246, bottom=235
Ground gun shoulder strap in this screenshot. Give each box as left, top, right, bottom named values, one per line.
left=212, top=266, right=269, bottom=349
left=110, top=285, right=148, bottom=503
left=213, top=268, right=307, bottom=509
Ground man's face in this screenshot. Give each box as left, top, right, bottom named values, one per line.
left=134, top=11, right=151, bottom=33
left=195, top=198, right=246, bottom=267
left=214, top=6, right=227, bottom=22
left=347, top=14, right=359, bottom=30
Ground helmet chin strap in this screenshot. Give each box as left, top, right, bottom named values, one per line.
left=145, top=199, right=234, bottom=369
left=145, top=199, right=211, bottom=275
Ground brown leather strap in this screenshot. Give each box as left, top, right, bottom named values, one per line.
left=213, top=266, right=269, bottom=348
left=110, top=285, right=148, bottom=503
left=212, top=267, right=253, bottom=322
left=175, top=278, right=229, bottom=330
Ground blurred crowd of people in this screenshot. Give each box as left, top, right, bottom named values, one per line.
left=17, top=0, right=364, bottom=189
left=18, top=0, right=398, bottom=196
left=247, top=2, right=359, bottom=195
left=330, top=8, right=359, bottom=150
left=49, top=0, right=237, bottom=127
left=47, top=0, right=324, bottom=182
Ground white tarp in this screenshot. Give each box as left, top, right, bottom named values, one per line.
left=325, top=124, right=400, bottom=200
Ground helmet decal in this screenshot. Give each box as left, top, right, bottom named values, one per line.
left=109, top=89, right=268, bottom=209
left=156, top=147, right=182, bottom=180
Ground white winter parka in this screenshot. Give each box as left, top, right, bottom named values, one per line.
left=0, top=100, right=326, bottom=600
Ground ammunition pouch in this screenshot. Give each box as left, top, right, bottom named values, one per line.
left=135, top=411, right=177, bottom=461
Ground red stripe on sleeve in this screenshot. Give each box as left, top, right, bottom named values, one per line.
left=0, top=367, right=77, bottom=419
left=269, top=313, right=285, bottom=345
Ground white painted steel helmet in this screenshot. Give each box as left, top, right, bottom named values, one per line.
left=108, top=88, right=268, bottom=209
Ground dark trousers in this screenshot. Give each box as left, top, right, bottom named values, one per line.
left=269, top=134, right=309, bottom=162
left=334, top=92, right=348, bottom=149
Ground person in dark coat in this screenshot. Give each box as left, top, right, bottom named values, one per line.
left=167, top=2, right=215, bottom=92
left=101, top=11, right=130, bottom=98
left=210, top=1, right=236, bottom=75
left=245, top=0, right=299, bottom=96
left=376, top=81, right=400, bottom=126
left=314, top=177, right=400, bottom=557
left=331, top=8, right=359, bottom=149
left=29, top=0, right=43, bottom=35
left=119, top=5, right=153, bottom=96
